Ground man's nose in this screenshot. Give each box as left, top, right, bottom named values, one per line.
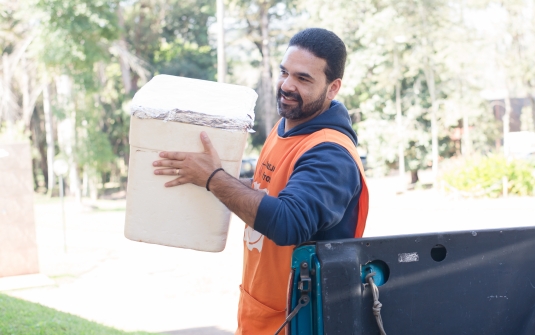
left=280, top=76, right=296, bottom=92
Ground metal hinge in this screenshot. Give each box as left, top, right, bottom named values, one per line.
left=274, top=261, right=312, bottom=335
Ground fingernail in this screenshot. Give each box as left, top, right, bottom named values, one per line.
left=159, top=152, right=165, bottom=157
left=201, top=132, right=207, bottom=139
left=154, top=170, right=160, bottom=175
left=153, top=161, right=159, bottom=166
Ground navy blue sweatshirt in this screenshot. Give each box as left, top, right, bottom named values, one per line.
left=253, top=100, right=362, bottom=246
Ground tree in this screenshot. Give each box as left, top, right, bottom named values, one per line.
left=32, top=0, right=120, bottom=200
left=227, top=0, right=301, bottom=146
left=307, top=0, right=497, bottom=184
left=122, top=0, right=216, bottom=82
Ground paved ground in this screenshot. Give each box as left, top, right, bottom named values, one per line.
left=4, top=175, right=535, bottom=334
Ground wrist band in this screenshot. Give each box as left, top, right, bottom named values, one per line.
left=206, top=168, right=224, bottom=191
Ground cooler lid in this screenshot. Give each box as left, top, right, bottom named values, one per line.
left=131, top=75, right=258, bottom=131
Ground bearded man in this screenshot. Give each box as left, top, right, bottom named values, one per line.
left=152, top=28, right=369, bottom=334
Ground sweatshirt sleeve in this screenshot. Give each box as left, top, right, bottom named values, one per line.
left=253, top=142, right=361, bottom=246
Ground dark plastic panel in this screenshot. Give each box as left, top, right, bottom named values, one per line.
left=317, top=227, right=535, bottom=335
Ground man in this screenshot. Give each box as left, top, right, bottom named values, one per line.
left=152, top=28, right=368, bottom=334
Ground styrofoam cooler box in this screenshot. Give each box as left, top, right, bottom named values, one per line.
left=125, top=75, right=257, bottom=252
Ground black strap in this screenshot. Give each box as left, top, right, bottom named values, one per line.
left=206, top=167, right=224, bottom=191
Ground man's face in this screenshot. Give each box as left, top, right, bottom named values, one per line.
left=277, top=46, right=330, bottom=121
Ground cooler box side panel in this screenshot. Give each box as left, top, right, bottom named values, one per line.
left=125, top=118, right=248, bottom=252
left=128, top=117, right=248, bottom=162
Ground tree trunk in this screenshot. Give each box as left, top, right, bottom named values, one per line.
left=217, top=0, right=226, bottom=83
left=411, top=170, right=419, bottom=184
left=424, top=61, right=439, bottom=187
left=260, top=3, right=275, bottom=135
left=117, top=5, right=132, bottom=94
left=531, top=94, right=535, bottom=131
left=419, top=2, right=439, bottom=188
left=459, top=3, right=471, bottom=157
left=461, top=80, right=471, bottom=156
left=42, top=73, right=56, bottom=196
left=503, top=90, right=512, bottom=157
left=130, top=1, right=148, bottom=93
left=394, top=48, right=405, bottom=191
left=1, top=53, right=13, bottom=131
left=31, top=106, right=49, bottom=191
left=55, top=75, right=81, bottom=203
left=82, top=167, right=99, bottom=201
left=118, top=45, right=132, bottom=94
left=21, top=56, right=30, bottom=128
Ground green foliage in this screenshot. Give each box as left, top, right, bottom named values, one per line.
left=123, top=0, right=216, bottom=82
left=5, top=0, right=535, bottom=195
left=313, top=0, right=507, bottom=177
left=441, top=155, right=535, bottom=198
left=76, top=119, right=116, bottom=172
left=95, top=62, right=131, bottom=166
left=0, top=121, right=31, bottom=143
left=0, top=293, right=154, bottom=335
left=33, top=0, right=119, bottom=89
left=154, top=39, right=215, bottom=80
left=333, top=0, right=450, bottom=175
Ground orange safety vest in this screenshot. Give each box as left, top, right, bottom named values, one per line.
left=237, top=123, right=369, bottom=335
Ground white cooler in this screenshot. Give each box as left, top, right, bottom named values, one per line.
left=125, top=75, right=257, bottom=252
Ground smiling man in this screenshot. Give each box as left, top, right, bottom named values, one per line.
left=152, top=28, right=369, bottom=334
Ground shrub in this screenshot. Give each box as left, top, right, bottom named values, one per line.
left=440, top=155, right=535, bottom=198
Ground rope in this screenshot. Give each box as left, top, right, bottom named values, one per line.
left=365, top=272, right=387, bottom=335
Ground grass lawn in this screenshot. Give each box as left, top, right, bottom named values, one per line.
left=0, top=293, right=155, bottom=335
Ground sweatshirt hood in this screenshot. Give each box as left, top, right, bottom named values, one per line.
left=277, top=100, right=358, bottom=146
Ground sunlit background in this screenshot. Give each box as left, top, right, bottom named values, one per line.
left=0, top=0, right=534, bottom=334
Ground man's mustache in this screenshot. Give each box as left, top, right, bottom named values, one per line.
left=278, top=88, right=302, bottom=102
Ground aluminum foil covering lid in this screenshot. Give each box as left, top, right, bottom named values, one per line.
left=130, top=75, right=258, bottom=131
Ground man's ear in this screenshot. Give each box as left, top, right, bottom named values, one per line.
left=327, top=78, right=342, bottom=100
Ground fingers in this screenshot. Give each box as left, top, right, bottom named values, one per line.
left=153, top=132, right=220, bottom=188
left=159, top=151, right=187, bottom=161
left=154, top=168, right=181, bottom=176
left=165, top=177, right=186, bottom=188
left=200, top=131, right=214, bottom=154
left=153, top=167, right=187, bottom=187
left=158, top=132, right=215, bottom=161
left=153, top=159, right=183, bottom=168
left=152, top=167, right=186, bottom=187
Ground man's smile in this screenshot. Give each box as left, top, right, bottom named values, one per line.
left=280, top=94, right=297, bottom=104
left=279, top=89, right=301, bottom=105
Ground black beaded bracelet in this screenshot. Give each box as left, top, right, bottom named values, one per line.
left=206, top=168, right=224, bottom=191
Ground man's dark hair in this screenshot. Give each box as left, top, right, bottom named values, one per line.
left=288, top=28, right=347, bottom=83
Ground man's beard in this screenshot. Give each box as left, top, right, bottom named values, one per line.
left=276, top=87, right=328, bottom=120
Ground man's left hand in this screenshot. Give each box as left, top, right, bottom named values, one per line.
left=152, top=131, right=222, bottom=188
